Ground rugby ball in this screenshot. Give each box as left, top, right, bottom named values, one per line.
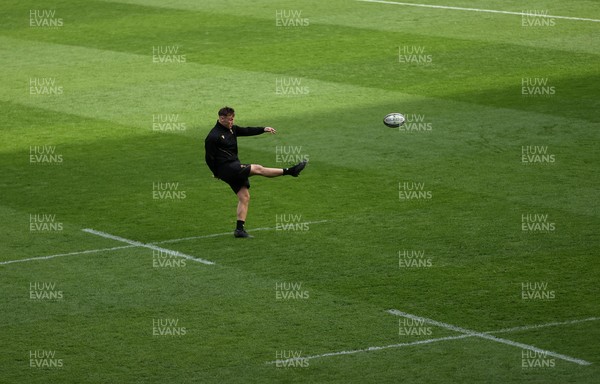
left=383, top=113, right=405, bottom=128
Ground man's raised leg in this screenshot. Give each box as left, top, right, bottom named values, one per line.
left=249, top=164, right=283, bottom=177
left=250, top=161, right=307, bottom=178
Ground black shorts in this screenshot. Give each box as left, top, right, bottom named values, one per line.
left=216, top=162, right=252, bottom=194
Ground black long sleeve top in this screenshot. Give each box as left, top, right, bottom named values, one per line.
left=204, top=121, right=265, bottom=177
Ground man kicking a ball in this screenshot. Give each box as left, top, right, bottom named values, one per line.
left=205, top=106, right=307, bottom=238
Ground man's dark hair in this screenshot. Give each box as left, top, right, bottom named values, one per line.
left=218, top=106, right=235, bottom=116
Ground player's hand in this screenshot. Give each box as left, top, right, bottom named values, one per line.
left=264, top=127, right=277, bottom=134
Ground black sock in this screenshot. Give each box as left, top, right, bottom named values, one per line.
left=236, top=220, right=245, bottom=231
left=283, top=166, right=292, bottom=176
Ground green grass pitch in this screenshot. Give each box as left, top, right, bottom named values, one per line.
left=1, top=0, right=599, bottom=382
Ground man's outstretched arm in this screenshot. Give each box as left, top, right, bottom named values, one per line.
left=235, top=126, right=277, bottom=136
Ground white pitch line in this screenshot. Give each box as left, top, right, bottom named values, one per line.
left=267, top=315, right=599, bottom=365
left=388, top=309, right=592, bottom=366
left=154, top=220, right=330, bottom=245
left=154, top=231, right=235, bottom=244
left=266, top=334, right=471, bottom=364
left=0, top=245, right=137, bottom=265
left=488, top=317, right=600, bottom=335
left=357, top=0, right=600, bottom=23
left=82, top=228, right=215, bottom=265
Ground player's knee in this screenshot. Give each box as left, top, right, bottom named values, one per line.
left=251, top=164, right=264, bottom=175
